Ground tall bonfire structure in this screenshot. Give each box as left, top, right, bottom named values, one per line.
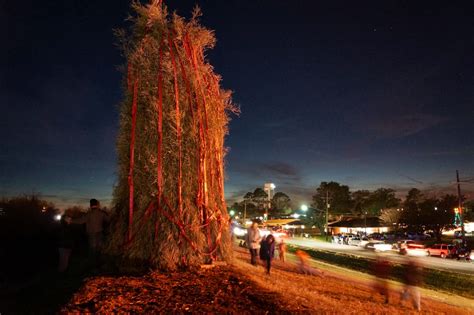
left=108, top=1, right=236, bottom=270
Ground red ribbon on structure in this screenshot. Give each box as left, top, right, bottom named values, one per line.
left=124, top=30, right=227, bottom=263
left=155, top=36, right=165, bottom=241
left=172, top=37, right=194, bottom=120
left=183, top=33, right=216, bottom=259
left=128, top=77, right=139, bottom=242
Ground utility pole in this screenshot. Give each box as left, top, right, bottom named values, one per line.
left=456, top=170, right=466, bottom=243
left=244, top=199, right=247, bottom=222
left=325, top=190, right=330, bottom=241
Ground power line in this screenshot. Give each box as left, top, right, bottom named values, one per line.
left=397, top=173, right=424, bottom=184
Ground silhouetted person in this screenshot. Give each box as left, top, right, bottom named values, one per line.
left=245, top=222, right=261, bottom=265
left=373, top=255, right=391, bottom=303
left=57, top=215, right=74, bottom=272
left=72, top=199, right=109, bottom=253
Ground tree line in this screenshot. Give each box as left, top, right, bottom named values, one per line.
left=229, top=188, right=292, bottom=219
left=229, top=182, right=474, bottom=240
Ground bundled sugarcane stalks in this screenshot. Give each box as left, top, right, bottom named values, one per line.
left=107, top=0, right=237, bottom=270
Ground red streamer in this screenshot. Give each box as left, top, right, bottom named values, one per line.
left=128, top=78, right=139, bottom=242
left=183, top=34, right=215, bottom=259
left=172, top=38, right=195, bottom=120
left=125, top=31, right=227, bottom=263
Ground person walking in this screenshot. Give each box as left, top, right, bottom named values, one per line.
left=296, top=249, right=324, bottom=276
left=245, top=222, right=262, bottom=265
left=401, top=258, right=423, bottom=311
left=260, top=234, right=276, bottom=274
left=278, top=239, right=286, bottom=262
left=72, top=199, right=109, bottom=253
left=373, top=255, right=391, bottom=303
left=296, top=249, right=311, bottom=274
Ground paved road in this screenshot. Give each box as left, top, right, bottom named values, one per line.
left=286, top=237, right=474, bottom=275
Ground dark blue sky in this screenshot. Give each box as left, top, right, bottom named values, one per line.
left=2, top=0, right=473, bottom=208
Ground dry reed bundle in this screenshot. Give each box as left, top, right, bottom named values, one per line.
left=107, top=1, right=237, bottom=270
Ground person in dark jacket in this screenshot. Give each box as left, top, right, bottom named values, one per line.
left=57, top=215, right=74, bottom=272
left=260, top=234, right=276, bottom=274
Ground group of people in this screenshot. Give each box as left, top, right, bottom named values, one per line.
left=332, top=233, right=368, bottom=245
left=57, top=198, right=110, bottom=272
left=373, top=255, right=423, bottom=311
left=245, top=222, right=286, bottom=274
left=246, top=222, right=276, bottom=274
left=246, top=221, right=321, bottom=276
left=245, top=221, right=423, bottom=311
left=332, top=234, right=352, bottom=245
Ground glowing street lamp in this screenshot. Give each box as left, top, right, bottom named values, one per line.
left=263, top=183, right=276, bottom=220
left=229, top=210, right=235, bottom=217
left=301, top=204, right=308, bottom=212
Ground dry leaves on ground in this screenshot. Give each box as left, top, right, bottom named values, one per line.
left=61, top=266, right=298, bottom=313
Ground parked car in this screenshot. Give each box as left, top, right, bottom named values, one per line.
left=368, top=233, right=383, bottom=240
left=404, top=243, right=429, bottom=257
left=427, top=244, right=456, bottom=258
left=348, top=236, right=362, bottom=246
left=357, top=237, right=371, bottom=248
left=407, top=232, right=431, bottom=240
left=395, top=240, right=415, bottom=252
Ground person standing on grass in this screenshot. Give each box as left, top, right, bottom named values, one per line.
left=72, top=199, right=109, bottom=253
left=245, top=222, right=262, bottom=265
left=260, top=234, right=276, bottom=274
left=57, top=215, right=74, bottom=272
left=278, top=239, right=286, bottom=262
left=401, top=257, right=422, bottom=311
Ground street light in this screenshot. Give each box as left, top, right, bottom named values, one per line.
left=264, top=183, right=275, bottom=220
left=229, top=210, right=235, bottom=217
left=364, top=211, right=368, bottom=235
left=301, top=204, right=308, bottom=212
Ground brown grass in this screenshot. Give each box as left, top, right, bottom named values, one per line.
left=61, top=246, right=473, bottom=314
left=232, top=246, right=473, bottom=314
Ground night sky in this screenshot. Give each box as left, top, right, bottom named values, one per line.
left=2, top=0, right=473, bottom=208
